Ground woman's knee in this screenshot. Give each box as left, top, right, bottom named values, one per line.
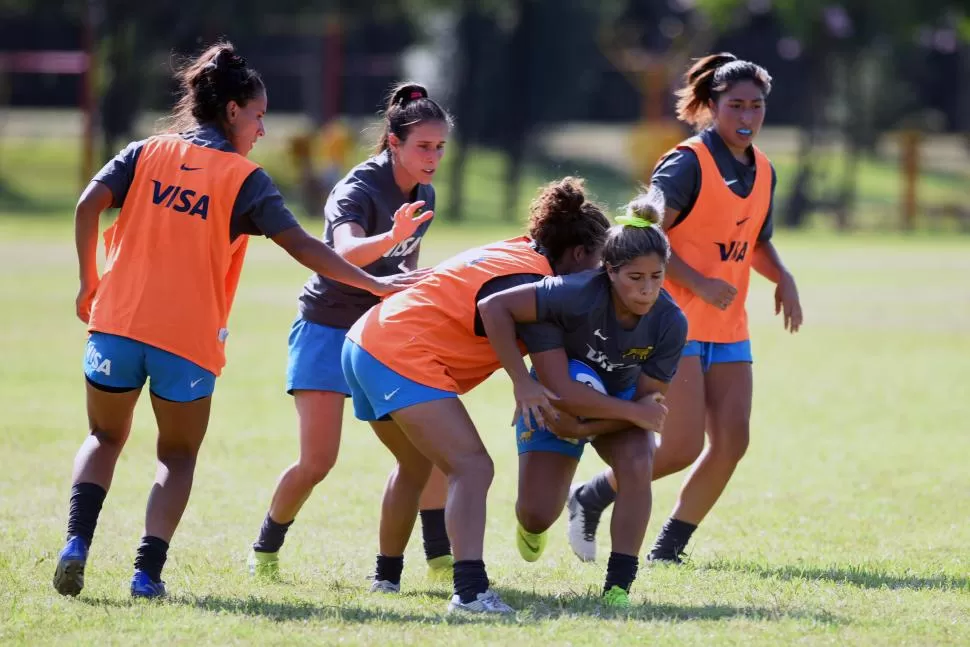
left=156, top=446, right=199, bottom=473
left=710, top=420, right=750, bottom=464
left=448, top=451, right=494, bottom=489
left=660, top=432, right=705, bottom=472
left=612, top=445, right=654, bottom=493
left=516, top=495, right=559, bottom=533
left=297, top=434, right=340, bottom=484
left=88, top=423, right=128, bottom=451
left=156, top=434, right=205, bottom=471
left=394, top=455, right=434, bottom=489
left=296, top=451, right=338, bottom=484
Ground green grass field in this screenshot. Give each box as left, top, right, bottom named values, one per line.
left=1, top=138, right=970, bottom=645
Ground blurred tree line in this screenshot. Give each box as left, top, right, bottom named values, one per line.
left=698, top=0, right=970, bottom=228
left=1, top=0, right=967, bottom=227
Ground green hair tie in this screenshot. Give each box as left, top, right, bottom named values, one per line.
left=615, top=214, right=654, bottom=228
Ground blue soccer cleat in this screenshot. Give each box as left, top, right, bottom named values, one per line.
left=53, top=535, right=89, bottom=597
left=130, top=570, right=167, bottom=599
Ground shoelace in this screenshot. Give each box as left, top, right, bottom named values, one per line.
left=582, top=509, right=602, bottom=542
left=479, top=591, right=509, bottom=610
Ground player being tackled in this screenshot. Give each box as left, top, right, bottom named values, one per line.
left=478, top=187, right=688, bottom=606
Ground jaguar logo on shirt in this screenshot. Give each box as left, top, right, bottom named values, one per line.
left=623, top=346, right=654, bottom=361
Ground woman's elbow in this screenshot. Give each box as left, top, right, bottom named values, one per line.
left=330, top=240, right=353, bottom=258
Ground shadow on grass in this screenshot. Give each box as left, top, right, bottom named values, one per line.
left=500, top=587, right=843, bottom=625
left=707, top=560, right=969, bottom=592
left=77, top=586, right=843, bottom=626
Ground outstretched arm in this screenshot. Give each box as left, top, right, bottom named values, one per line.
left=272, top=227, right=429, bottom=297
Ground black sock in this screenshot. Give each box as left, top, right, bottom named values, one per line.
left=66, top=482, right=107, bottom=546
left=453, top=559, right=489, bottom=603
left=134, top=536, right=169, bottom=583
left=419, top=508, right=451, bottom=561
left=650, top=517, right=697, bottom=559
left=252, top=513, right=293, bottom=553
left=577, top=472, right=616, bottom=515
left=374, top=554, right=404, bottom=585
left=604, top=552, right=639, bottom=593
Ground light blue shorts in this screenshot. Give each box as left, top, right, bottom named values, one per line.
left=285, top=317, right=351, bottom=395
left=84, top=332, right=216, bottom=402
left=340, top=339, right=457, bottom=422
left=681, top=339, right=753, bottom=373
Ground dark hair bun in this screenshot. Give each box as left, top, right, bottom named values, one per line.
left=542, top=177, right=586, bottom=214
left=389, top=83, right=429, bottom=108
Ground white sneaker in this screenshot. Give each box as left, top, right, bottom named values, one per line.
left=369, top=579, right=400, bottom=594
left=566, top=483, right=598, bottom=562
left=447, top=589, right=515, bottom=614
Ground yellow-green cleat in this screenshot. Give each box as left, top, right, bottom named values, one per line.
left=516, top=523, right=548, bottom=562
left=248, top=549, right=280, bottom=580
left=426, top=554, right=454, bottom=581
left=603, top=585, right=631, bottom=607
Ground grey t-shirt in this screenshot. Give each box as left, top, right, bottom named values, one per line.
left=652, top=128, right=776, bottom=242
left=92, top=125, right=300, bottom=242
left=297, top=151, right=435, bottom=329
left=522, top=270, right=688, bottom=394
left=473, top=271, right=546, bottom=338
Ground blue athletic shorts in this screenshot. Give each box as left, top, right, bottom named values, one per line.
left=516, top=360, right=636, bottom=460
left=286, top=317, right=351, bottom=395
left=681, top=339, right=753, bottom=373
left=84, top=332, right=216, bottom=402
left=340, top=338, right=457, bottom=422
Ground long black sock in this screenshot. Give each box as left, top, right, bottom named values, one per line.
left=252, top=513, right=293, bottom=553
left=66, top=482, right=107, bottom=546
left=453, top=559, right=489, bottom=603
left=604, top=552, right=639, bottom=593
left=577, top=472, right=616, bottom=515
left=649, top=517, right=697, bottom=560
left=419, top=508, right=451, bottom=560
left=374, top=554, right=404, bottom=585
left=134, top=536, right=169, bottom=583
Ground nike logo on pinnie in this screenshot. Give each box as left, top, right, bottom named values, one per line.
left=180, top=164, right=203, bottom=171
left=736, top=217, right=750, bottom=226
left=384, top=388, right=401, bottom=401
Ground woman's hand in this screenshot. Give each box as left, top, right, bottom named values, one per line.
left=367, top=268, right=434, bottom=297
left=512, top=378, right=560, bottom=432
left=390, top=201, right=434, bottom=243
left=775, top=271, right=803, bottom=333
left=630, top=392, right=668, bottom=432
left=76, top=276, right=99, bottom=323
left=695, top=277, right=738, bottom=310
